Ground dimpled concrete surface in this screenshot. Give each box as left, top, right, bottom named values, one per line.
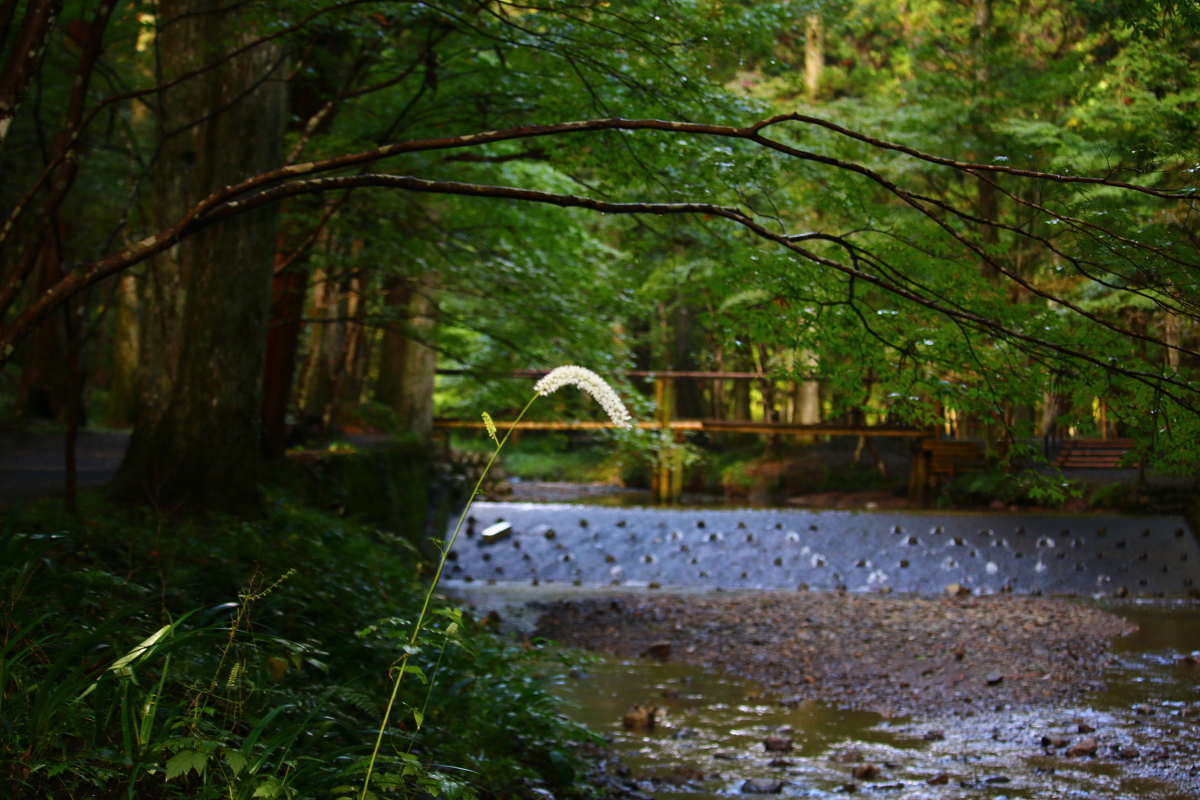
left=445, top=502, right=1200, bottom=597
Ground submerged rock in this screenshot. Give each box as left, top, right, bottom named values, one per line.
left=622, top=704, right=659, bottom=730
left=763, top=736, right=793, bottom=752
left=852, top=764, right=880, bottom=780
left=741, top=778, right=785, bottom=793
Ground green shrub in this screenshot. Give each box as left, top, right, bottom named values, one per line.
left=1, top=495, right=602, bottom=800
left=937, top=469, right=1083, bottom=509
left=1087, top=482, right=1148, bottom=511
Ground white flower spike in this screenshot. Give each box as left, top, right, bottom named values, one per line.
left=533, top=366, right=632, bottom=428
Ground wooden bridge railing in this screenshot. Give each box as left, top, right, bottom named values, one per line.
left=433, top=368, right=945, bottom=502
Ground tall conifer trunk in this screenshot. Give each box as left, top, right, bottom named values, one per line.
left=105, top=274, right=140, bottom=427
left=672, top=305, right=704, bottom=419
left=17, top=236, right=71, bottom=420
left=261, top=260, right=308, bottom=459
left=375, top=277, right=439, bottom=444
left=112, top=0, right=287, bottom=513
left=803, top=15, right=823, bottom=101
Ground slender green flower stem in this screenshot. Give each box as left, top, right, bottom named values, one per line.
left=406, top=635, right=451, bottom=757
left=360, top=395, right=539, bottom=800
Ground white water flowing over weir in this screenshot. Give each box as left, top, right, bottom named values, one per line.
left=444, top=503, right=1200, bottom=597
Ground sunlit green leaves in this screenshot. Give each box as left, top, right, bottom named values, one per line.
left=164, top=749, right=208, bottom=781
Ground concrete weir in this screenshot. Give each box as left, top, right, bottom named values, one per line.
left=445, top=502, right=1200, bottom=597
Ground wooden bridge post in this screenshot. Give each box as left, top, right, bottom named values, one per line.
left=653, top=376, right=683, bottom=503
left=908, top=437, right=930, bottom=506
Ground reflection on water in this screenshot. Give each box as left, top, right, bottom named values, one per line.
left=555, top=657, right=917, bottom=797
left=1102, top=602, right=1200, bottom=706
left=552, top=600, right=1200, bottom=799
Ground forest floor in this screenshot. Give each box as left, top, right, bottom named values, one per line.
left=534, top=590, right=1134, bottom=718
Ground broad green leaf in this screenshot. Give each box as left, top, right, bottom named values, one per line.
left=165, top=750, right=208, bottom=781
left=252, top=779, right=281, bottom=798
left=224, top=750, right=248, bottom=777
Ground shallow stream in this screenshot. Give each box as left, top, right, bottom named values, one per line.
left=547, top=600, right=1200, bottom=799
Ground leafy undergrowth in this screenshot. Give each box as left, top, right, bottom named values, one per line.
left=1, top=492, right=604, bottom=800
left=455, top=432, right=628, bottom=484
left=937, top=469, right=1085, bottom=510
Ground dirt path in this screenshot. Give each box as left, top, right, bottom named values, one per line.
left=535, top=591, right=1134, bottom=718
left=0, top=426, right=129, bottom=508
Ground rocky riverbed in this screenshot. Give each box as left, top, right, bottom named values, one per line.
left=536, top=590, right=1136, bottom=718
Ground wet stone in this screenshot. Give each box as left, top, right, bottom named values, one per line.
left=852, top=764, right=880, bottom=780
left=763, top=736, right=793, bottom=753
left=1066, top=738, right=1098, bottom=757
left=645, top=641, right=671, bottom=660
left=622, top=704, right=659, bottom=730
left=668, top=765, right=704, bottom=783
left=741, top=778, right=785, bottom=793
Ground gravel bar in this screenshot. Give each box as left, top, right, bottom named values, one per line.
left=536, top=591, right=1135, bottom=717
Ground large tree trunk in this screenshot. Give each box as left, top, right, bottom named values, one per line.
left=672, top=304, right=704, bottom=419
left=17, top=236, right=71, bottom=420
left=804, top=14, right=823, bottom=101
left=111, top=0, right=287, bottom=514
left=261, top=259, right=308, bottom=458
left=127, top=0, right=205, bottom=439
left=329, top=272, right=366, bottom=427
left=1165, top=311, right=1182, bottom=369
left=104, top=274, right=139, bottom=427
left=792, top=348, right=821, bottom=447
left=733, top=359, right=752, bottom=421
left=375, top=277, right=438, bottom=444
left=373, top=280, right=411, bottom=408
left=299, top=268, right=346, bottom=427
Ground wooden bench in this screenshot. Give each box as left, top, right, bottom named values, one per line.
left=1052, top=438, right=1134, bottom=469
